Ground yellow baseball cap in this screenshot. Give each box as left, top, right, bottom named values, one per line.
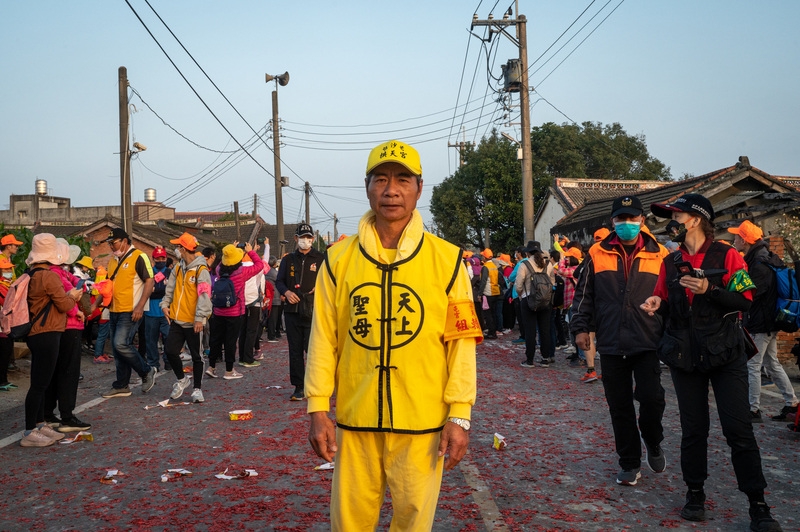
left=365, top=140, right=422, bottom=177
left=75, top=256, right=94, bottom=270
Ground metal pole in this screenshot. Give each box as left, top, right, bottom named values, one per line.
left=118, top=66, right=132, bottom=235
left=234, top=201, right=241, bottom=241
left=518, top=15, right=534, bottom=243
left=334, top=213, right=338, bottom=241
left=272, top=89, right=285, bottom=256
left=305, top=182, right=310, bottom=225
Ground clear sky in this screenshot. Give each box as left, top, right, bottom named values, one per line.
left=2, top=1, right=799, bottom=238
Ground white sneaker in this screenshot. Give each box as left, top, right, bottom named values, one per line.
left=20, top=429, right=56, bottom=447
left=563, top=346, right=576, bottom=354
left=170, top=376, right=191, bottom=399
left=191, top=388, right=205, bottom=403
left=179, top=351, right=191, bottom=361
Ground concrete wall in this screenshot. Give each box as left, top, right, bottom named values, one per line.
left=0, top=205, right=121, bottom=225
left=534, top=196, right=568, bottom=247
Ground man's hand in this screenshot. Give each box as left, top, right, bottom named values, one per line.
left=438, top=421, right=470, bottom=471
left=193, top=321, right=203, bottom=334
left=244, top=242, right=253, bottom=253
left=284, top=290, right=301, bottom=305
left=640, top=296, right=662, bottom=316
left=576, top=332, right=591, bottom=352
left=132, top=306, right=144, bottom=322
left=308, top=411, right=337, bottom=462
left=679, top=276, right=708, bottom=295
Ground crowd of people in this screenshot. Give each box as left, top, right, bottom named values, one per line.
left=0, top=222, right=325, bottom=450
left=1, top=137, right=798, bottom=531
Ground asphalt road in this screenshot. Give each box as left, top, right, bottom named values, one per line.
left=0, top=331, right=798, bottom=532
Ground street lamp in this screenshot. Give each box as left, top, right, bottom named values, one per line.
left=265, top=71, right=289, bottom=256
left=501, top=132, right=523, bottom=160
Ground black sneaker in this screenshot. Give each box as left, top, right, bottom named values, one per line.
left=44, top=415, right=61, bottom=428
left=538, top=359, right=550, bottom=368
left=141, top=370, right=156, bottom=393
left=771, top=405, right=798, bottom=422
left=290, top=388, right=304, bottom=401
left=749, top=502, right=783, bottom=532
left=616, top=468, right=641, bottom=486
left=57, top=417, right=92, bottom=433
left=750, top=410, right=763, bottom=423
left=641, top=438, right=666, bottom=473
left=680, top=489, right=705, bottom=521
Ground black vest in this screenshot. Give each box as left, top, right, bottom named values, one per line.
left=658, top=241, right=744, bottom=372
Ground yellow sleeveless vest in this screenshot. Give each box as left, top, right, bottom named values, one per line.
left=323, top=232, right=479, bottom=433
left=107, top=248, right=152, bottom=313
left=169, top=263, right=207, bottom=323
left=484, top=261, right=501, bottom=296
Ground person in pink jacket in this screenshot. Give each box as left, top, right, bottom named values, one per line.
left=206, top=242, right=263, bottom=380
left=44, top=246, right=92, bottom=433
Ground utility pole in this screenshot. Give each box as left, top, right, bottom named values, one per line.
left=333, top=213, right=338, bottom=241
left=234, top=201, right=241, bottom=241
left=304, top=182, right=310, bottom=225
left=253, top=193, right=258, bottom=218
left=327, top=231, right=330, bottom=246
left=118, top=66, right=133, bottom=236
left=447, top=128, right=473, bottom=168
left=314, top=230, right=320, bottom=251
left=271, top=89, right=284, bottom=256
left=484, top=228, right=491, bottom=249
left=472, top=11, right=534, bottom=243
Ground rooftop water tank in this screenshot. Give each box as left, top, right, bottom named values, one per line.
left=144, top=188, right=157, bottom=202
left=35, top=179, right=47, bottom=195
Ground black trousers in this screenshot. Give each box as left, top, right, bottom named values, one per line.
left=0, top=336, right=14, bottom=385
left=473, top=300, right=485, bottom=332
left=554, top=308, right=567, bottom=346
left=24, top=331, right=61, bottom=430
left=670, top=354, right=767, bottom=494
left=519, top=303, right=551, bottom=364
left=502, top=296, right=516, bottom=331
left=267, top=304, right=283, bottom=340
left=238, top=306, right=261, bottom=363
left=284, top=312, right=311, bottom=388
left=165, top=322, right=204, bottom=387
left=601, top=351, right=666, bottom=470
left=209, top=314, right=242, bottom=372
left=482, top=295, right=499, bottom=335
left=513, top=299, right=525, bottom=339
left=44, top=329, right=82, bottom=420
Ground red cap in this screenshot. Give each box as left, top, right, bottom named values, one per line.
left=152, top=247, right=167, bottom=259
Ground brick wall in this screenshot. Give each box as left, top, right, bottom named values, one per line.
left=765, top=236, right=799, bottom=364
left=86, top=227, right=156, bottom=271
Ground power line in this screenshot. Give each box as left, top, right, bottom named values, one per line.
left=447, top=30, right=475, bottom=171
left=535, top=0, right=627, bottom=87
left=527, top=0, right=597, bottom=71
left=123, top=0, right=275, bottom=182
left=129, top=86, right=239, bottom=154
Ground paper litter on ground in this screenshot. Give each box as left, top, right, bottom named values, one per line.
left=215, top=467, right=258, bottom=480
left=493, top=433, right=507, bottom=450
left=101, top=470, right=123, bottom=484
left=59, top=431, right=93, bottom=444
left=265, top=386, right=283, bottom=389
left=144, top=399, right=191, bottom=410
left=315, top=462, right=335, bottom=471
left=161, top=468, right=193, bottom=482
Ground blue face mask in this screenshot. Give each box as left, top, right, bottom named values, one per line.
left=615, top=221, right=641, bottom=241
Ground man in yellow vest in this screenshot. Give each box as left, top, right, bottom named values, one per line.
left=306, top=140, right=481, bottom=531
left=100, top=228, right=156, bottom=398
left=160, top=233, right=212, bottom=403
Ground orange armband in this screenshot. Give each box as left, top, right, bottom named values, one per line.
left=444, top=299, right=483, bottom=344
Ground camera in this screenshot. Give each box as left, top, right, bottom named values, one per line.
left=675, top=261, right=727, bottom=279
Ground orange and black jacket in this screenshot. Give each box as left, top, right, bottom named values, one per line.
left=570, top=231, right=668, bottom=356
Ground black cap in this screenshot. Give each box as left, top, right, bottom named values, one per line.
left=651, top=193, right=715, bottom=221
left=295, top=224, right=314, bottom=237
left=611, top=195, right=644, bottom=218
left=523, top=240, right=541, bottom=254
left=103, top=227, right=129, bottom=243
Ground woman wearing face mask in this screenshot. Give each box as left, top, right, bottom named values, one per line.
left=641, top=194, right=782, bottom=532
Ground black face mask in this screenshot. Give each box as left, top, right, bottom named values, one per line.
left=155, top=261, right=167, bottom=270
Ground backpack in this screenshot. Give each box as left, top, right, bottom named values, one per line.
left=522, top=261, right=552, bottom=312
left=211, top=272, right=239, bottom=309
left=0, top=269, right=53, bottom=339
left=768, top=262, right=800, bottom=333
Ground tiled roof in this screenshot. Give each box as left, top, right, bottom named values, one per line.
left=33, top=224, right=88, bottom=237
left=203, top=218, right=300, bottom=254
left=554, top=178, right=669, bottom=210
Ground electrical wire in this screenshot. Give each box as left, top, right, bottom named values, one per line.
left=129, top=86, right=239, bottom=154
left=527, top=0, right=597, bottom=71
left=447, top=31, right=475, bottom=164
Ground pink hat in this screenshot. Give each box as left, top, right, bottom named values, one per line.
left=26, top=234, right=70, bottom=266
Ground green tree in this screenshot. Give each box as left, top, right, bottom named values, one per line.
left=431, top=122, right=671, bottom=250
left=0, top=225, right=91, bottom=278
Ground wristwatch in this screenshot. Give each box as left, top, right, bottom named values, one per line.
left=448, top=417, right=471, bottom=431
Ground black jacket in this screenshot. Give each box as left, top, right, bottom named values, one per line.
left=276, top=248, right=325, bottom=314
left=570, top=231, right=668, bottom=356
left=743, top=239, right=783, bottom=334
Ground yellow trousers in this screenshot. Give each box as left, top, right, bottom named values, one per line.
left=331, top=428, right=444, bottom=532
